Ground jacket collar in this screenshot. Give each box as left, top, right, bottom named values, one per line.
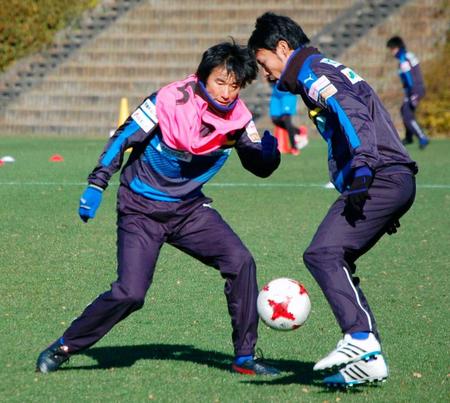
left=395, top=47, right=406, bottom=60
left=277, top=46, right=321, bottom=93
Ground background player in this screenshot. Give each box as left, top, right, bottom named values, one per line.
left=269, top=82, right=308, bottom=155
left=386, top=36, right=430, bottom=149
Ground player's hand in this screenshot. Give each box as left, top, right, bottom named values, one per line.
left=261, top=130, right=278, bottom=159
left=79, top=185, right=103, bottom=222
left=345, top=167, right=373, bottom=215
left=386, top=219, right=400, bottom=235
left=409, top=94, right=419, bottom=109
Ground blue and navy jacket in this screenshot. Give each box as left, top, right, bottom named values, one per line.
left=395, top=47, right=425, bottom=98
left=278, top=46, right=417, bottom=192
left=87, top=93, right=280, bottom=202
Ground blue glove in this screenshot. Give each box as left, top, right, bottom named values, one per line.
left=79, top=185, right=103, bottom=222
left=261, top=130, right=278, bottom=160
left=346, top=167, right=373, bottom=215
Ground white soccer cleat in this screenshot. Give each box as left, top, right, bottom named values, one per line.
left=323, top=354, right=389, bottom=387
left=313, top=333, right=381, bottom=371
left=294, top=134, right=309, bottom=150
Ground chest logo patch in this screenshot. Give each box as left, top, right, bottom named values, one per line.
left=340, top=67, right=364, bottom=84
left=320, top=58, right=342, bottom=68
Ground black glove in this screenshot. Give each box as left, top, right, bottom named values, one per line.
left=346, top=167, right=373, bottom=215
left=386, top=219, right=400, bottom=235
left=261, top=130, right=278, bottom=160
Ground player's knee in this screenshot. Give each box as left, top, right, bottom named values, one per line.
left=111, top=283, right=146, bottom=308
left=302, top=247, right=315, bottom=271
left=226, top=248, right=256, bottom=277
left=237, top=248, right=255, bottom=267
left=303, top=245, right=341, bottom=272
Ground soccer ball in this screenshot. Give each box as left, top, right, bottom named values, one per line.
left=257, top=278, right=311, bottom=331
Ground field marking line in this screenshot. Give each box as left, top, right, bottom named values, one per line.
left=0, top=181, right=449, bottom=189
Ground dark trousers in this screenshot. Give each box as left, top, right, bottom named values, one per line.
left=63, top=189, right=259, bottom=357
left=401, top=98, right=428, bottom=142
left=272, top=115, right=299, bottom=148
left=303, top=169, right=416, bottom=339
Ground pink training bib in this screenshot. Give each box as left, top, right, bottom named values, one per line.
left=156, top=75, right=252, bottom=155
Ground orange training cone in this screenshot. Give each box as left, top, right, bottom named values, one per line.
left=274, top=126, right=292, bottom=154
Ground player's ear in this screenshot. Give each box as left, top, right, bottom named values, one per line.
left=276, top=40, right=291, bottom=59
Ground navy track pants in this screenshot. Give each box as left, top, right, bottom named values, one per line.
left=303, top=169, right=416, bottom=338
left=63, top=189, right=258, bottom=357
left=401, top=98, right=428, bottom=143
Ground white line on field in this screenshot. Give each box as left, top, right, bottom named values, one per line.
left=0, top=182, right=449, bottom=189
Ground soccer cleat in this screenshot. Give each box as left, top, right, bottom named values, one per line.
left=231, top=357, right=280, bottom=376
left=402, top=138, right=413, bottom=145
left=313, top=333, right=381, bottom=371
left=419, top=138, right=429, bottom=150
left=323, top=354, right=389, bottom=387
left=290, top=148, right=300, bottom=156
left=294, top=134, right=309, bottom=150
left=36, top=339, right=70, bottom=373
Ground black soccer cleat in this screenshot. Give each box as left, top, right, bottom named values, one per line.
left=231, top=358, right=281, bottom=376
left=402, top=138, right=413, bottom=146
left=36, top=339, right=70, bottom=373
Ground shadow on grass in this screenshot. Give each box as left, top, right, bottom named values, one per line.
left=61, top=343, right=332, bottom=387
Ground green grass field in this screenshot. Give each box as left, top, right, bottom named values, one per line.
left=0, top=136, right=448, bottom=402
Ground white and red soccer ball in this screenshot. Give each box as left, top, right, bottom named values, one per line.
left=257, top=278, right=311, bottom=331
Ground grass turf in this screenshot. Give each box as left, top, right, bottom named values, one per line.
left=0, top=136, right=448, bottom=402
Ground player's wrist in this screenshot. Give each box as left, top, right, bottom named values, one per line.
left=88, top=184, right=104, bottom=192
left=354, top=166, right=372, bottom=178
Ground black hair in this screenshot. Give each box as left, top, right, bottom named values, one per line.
left=386, top=36, right=405, bottom=49
left=196, top=41, right=257, bottom=88
left=248, top=12, right=310, bottom=53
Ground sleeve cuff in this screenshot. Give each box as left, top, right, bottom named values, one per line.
left=354, top=166, right=372, bottom=178
left=88, top=184, right=104, bottom=192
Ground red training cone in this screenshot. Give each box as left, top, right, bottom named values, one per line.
left=49, top=154, right=64, bottom=162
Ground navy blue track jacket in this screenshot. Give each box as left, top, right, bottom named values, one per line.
left=278, top=47, right=418, bottom=192
left=87, top=92, right=280, bottom=202
left=395, top=47, right=426, bottom=98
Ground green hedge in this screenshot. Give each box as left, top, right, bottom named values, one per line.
left=0, top=0, right=98, bottom=72
left=418, top=31, right=450, bottom=137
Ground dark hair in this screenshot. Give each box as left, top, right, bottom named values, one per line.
left=196, top=41, right=257, bottom=88
left=248, top=12, right=310, bottom=53
left=386, top=36, right=405, bottom=49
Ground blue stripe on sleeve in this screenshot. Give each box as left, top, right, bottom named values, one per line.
left=101, top=120, right=140, bottom=167
left=399, top=54, right=414, bottom=89
left=326, top=97, right=361, bottom=149
left=403, top=71, right=413, bottom=89
left=333, top=160, right=353, bottom=193
left=297, top=57, right=361, bottom=149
